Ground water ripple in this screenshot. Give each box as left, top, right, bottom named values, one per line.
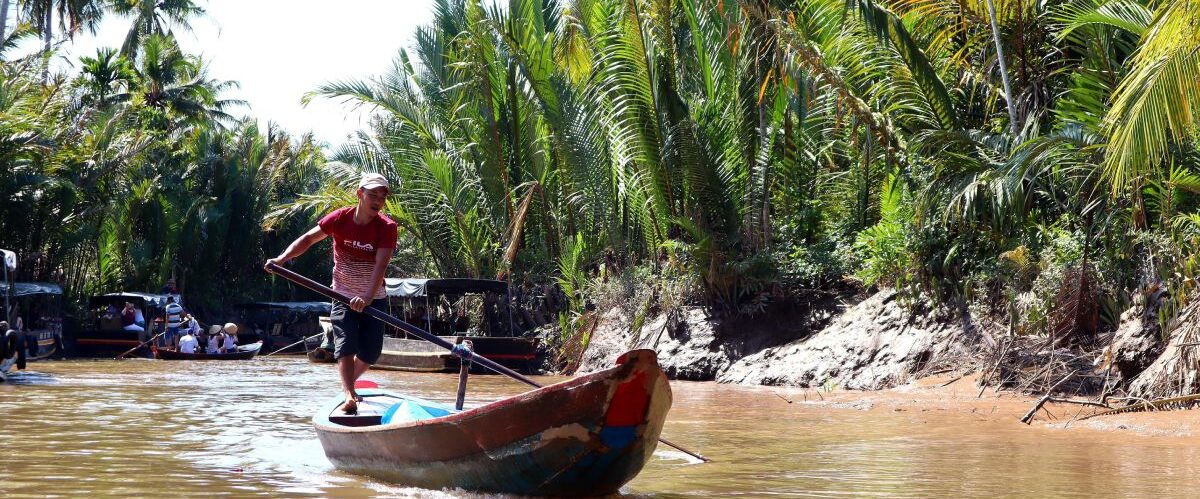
left=4, top=360, right=1200, bottom=497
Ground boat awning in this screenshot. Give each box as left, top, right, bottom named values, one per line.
left=233, top=302, right=331, bottom=314
left=90, top=292, right=172, bottom=308
left=1, top=282, right=63, bottom=297
left=384, top=278, right=508, bottom=298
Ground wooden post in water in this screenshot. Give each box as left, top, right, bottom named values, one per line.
left=455, top=340, right=473, bottom=411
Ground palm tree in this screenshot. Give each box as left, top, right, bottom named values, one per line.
left=1, top=0, right=11, bottom=42
left=19, top=0, right=105, bottom=54
left=1103, top=0, right=1200, bottom=193
left=108, top=0, right=203, bottom=57
left=112, top=34, right=243, bottom=130
left=75, top=47, right=133, bottom=107
left=984, top=0, right=1018, bottom=134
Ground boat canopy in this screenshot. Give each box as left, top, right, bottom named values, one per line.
left=385, top=278, right=508, bottom=298
left=90, top=292, right=172, bottom=308
left=1, top=282, right=63, bottom=297
left=233, top=301, right=331, bottom=315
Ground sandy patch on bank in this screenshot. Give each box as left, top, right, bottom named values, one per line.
left=772, top=372, right=1200, bottom=439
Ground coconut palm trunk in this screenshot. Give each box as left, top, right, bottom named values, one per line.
left=42, top=5, right=51, bottom=51
left=985, top=0, right=1019, bottom=134
left=0, top=0, right=10, bottom=42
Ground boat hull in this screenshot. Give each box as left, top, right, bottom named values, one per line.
left=313, top=349, right=671, bottom=496
left=154, top=342, right=262, bottom=360
left=25, top=329, right=61, bottom=360
left=69, top=329, right=145, bottom=353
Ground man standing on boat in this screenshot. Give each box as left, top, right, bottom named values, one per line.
left=163, top=296, right=184, bottom=349
left=265, top=172, right=396, bottom=414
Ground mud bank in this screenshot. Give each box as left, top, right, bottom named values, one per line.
left=578, top=289, right=992, bottom=390
left=792, top=372, right=1200, bottom=438
left=570, top=286, right=1200, bottom=438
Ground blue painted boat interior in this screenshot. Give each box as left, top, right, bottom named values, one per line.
left=348, top=389, right=458, bottom=425
left=381, top=399, right=455, bottom=424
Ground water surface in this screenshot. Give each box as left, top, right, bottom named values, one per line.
left=2, top=358, right=1199, bottom=497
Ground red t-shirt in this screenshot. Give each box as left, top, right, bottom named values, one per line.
left=318, top=206, right=398, bottom=299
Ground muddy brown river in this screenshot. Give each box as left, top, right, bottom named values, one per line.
left=2, top=358, right=1200, bottom=497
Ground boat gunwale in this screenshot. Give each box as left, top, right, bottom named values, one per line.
left=312, top=351, right=647, bottom=434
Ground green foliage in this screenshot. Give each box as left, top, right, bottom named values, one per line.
left=781, top=239, right=855, bottom=290
left=854, top=221, right=908, bottom=288
left=0, top=19, right=324, bottom=315
left=7, top=0, right=1200, bottom=339
left=854, top=173, right=912, bottom=288
left=557, top=233, right=589, bottom=314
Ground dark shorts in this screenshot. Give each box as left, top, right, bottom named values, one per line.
left=331, top=298, right=386, bottom=365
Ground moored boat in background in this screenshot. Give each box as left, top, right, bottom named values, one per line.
left=231, top=301, right=331, bottom=353
left=2, top=282, right=65, bottom=361
left=67, top=292, right=170, bottom=355
left=378, top=278, right=540, bottom=373
left=2, top=248, right=63, bottom=379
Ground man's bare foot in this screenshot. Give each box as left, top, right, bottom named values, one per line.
left=340, top=398, right=358, bottom=414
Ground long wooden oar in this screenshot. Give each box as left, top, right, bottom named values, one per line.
left=115, top=331, right=166, bottom=359
left=265, top=262, right=709, bottom=463
left=262, top=332, right=325, bottom=358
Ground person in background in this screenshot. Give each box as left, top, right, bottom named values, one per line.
left=7, top=305, right=20, bottom=332
left=177, top=328, right=199, bottom=354
left=133, top=304, right=146, bottom=330
left=162, top=278, right=180, bottom=304
left=197, top=324, right=211, bottom=353
left=121, top=302, right=144, bottom=334
left=206, top=325, right=222, bottom=354
left=0, top=321, right=13, bottom=364
left=163, top=296, right=185, bottom=349
left=184, top=313, right=201, bottom=337
left=222, top=323, right=239, bottom=353
left=102, top=303, right=118, bottom=320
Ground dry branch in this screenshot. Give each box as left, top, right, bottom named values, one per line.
left=1020, top=373, right=1076, bottom=424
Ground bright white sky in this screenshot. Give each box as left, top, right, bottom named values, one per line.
left=29, top=0, right=435, bottom=148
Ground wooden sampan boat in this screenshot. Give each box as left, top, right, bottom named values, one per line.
left=155, top=341, right=263, bottom=360
left=313, top=349, right=671, bottom=496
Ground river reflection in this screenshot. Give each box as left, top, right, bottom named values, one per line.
left=2, top=358, right=1200, bottom=498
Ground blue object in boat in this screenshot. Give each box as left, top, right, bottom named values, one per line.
left=381, top=399, right=453, bottom=424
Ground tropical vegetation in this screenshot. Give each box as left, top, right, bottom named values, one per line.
left=0, top=0, right=327, bottom=316
left=297, top=0, right=1200, bottom=345
left=3, top=0, right=1200, bottom=349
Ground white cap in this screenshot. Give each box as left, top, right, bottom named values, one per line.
left=359, top=172, right=390, bottom=192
